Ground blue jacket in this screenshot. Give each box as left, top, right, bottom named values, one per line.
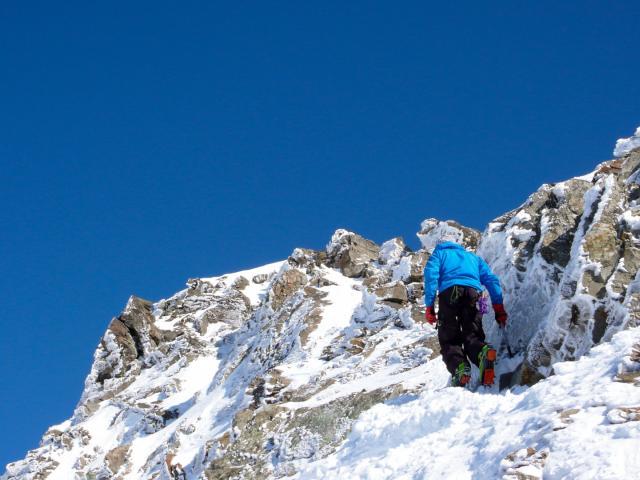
left=423, top=242, right=503, bottom=306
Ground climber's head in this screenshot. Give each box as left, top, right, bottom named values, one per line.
left=436, top=230, right=461, bottom=245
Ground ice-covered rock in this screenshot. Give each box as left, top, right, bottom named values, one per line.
left=417, top=218, right=481, bottom=252
left=480, top=149, right=640, bottom=383
left=614, top=126, right=640, bottom=158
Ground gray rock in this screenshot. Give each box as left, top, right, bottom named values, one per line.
left=252, top=273, right=270, bottom=284
left=206, top=385, right=403, bottom=480
left=198, top=289, right=252, bottom=334
left=231, top=275, right=250, bottom=290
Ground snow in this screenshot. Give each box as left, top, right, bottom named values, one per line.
left=203, top=260, right=285, bottom=306
left=277, top=267, right=364, bottom=392
left=306, top=268, right=362, bottom=359
left=294, top=327, right=640, bottom=479
left=417, top=219, right=466, bottom=251
left=621, top=208, right=640, bottom=231
left=613, top=126, right=640, bottom=158
left=379, top=238, right=404, bottom=265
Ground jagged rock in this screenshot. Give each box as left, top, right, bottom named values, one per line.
left=288, top=247, right=324, bottom=271
left=231, top=275, right=250, bottom=290
left=606, top=406, right=640, bottom=424
left=374, top=282, right=408, bottom=305
left=379, top=237, right=409, bottom=265
left=205, top=385, right=403, bottom=479
left=326, top=229, right=380, bottom=277
left=253, top=273, right=270, bottom=284
left=500, top=447, right=548, bottom=480
left=417, top=218, right=481, bottom=252
left=480, top=149, right=640, bottom=379
left=197, top=289, right=252, bottom=334
left=538, top=179, right=591, bottom=268
left=406, top=282, right=424, bottom=303
left=408, top=251, right=430, bottom=282
left=270, top=269, right=308, bottom=310
left=362, top=270, right=392, bottom=289
left=308, top=273, right=337, bottom=288
left=105, top=445, right=130, bottom=474
left=95, top=296, right=175, bottom=384
left=410, top=304, right=426, bottom=324
left=186, top=278, right=217, bottom=295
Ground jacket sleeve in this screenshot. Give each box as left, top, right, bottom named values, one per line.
left=478, top=257, right=503, bottom=304
left=423, top=251, right=441, bottom=307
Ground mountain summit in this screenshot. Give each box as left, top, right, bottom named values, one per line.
left=4, top=129, right=640, bottom=480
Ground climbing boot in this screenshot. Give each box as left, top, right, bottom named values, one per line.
left=478, top=344, right=497, bottom=386
left=451, top=362, right=471, bottom=387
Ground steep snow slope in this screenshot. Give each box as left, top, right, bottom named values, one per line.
left=294, top=326, right=640, bottom=480
left=4, top=129, right=640, bottom=480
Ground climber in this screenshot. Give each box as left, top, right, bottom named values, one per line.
left=423, top=235, right=507, bottom=387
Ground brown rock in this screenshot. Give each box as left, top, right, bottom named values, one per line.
left=270, top=269, right=308, bottom=310
left=374, top=282, right=408, bottom=304
left=326, top=229, right=380, bottom=278
left=105, top=445, right=130, bottom=474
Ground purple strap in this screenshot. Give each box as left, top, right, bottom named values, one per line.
left=477, top=295, right=489, bottom=315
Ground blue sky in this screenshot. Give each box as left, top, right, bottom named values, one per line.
left=1, top=1, right=638, bottom=469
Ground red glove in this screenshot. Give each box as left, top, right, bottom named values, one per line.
left=493, top=304, right=508, bottom=328
left=425, top=305, right=437, bottom=325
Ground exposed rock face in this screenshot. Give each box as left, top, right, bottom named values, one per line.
left=480, top=149, right=640, bottom=380
left=270, top=268, right=308, bottom=311
left=108, top=296, right=168, bottom=365
left=205, top=386, right=402, bottom=479
left=326, top=229, right=380, bottom=277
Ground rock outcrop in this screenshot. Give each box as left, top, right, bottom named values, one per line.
left=481, top=148, right=640, bottom=382
left=326, top=229, right=380, bottom=277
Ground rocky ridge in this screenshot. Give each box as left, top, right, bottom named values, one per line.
left=4, top=137, right=640, bottom=480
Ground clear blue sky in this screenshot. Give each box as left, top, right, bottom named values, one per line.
left=1, top=1, right=638, bottom=469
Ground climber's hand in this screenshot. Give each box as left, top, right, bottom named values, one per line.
left=425, top=306, right=437, bottom=326
left=493, top=304, right=508, bottom=328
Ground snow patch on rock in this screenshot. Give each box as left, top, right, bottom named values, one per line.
left=614, top=126, right=640, bottom=158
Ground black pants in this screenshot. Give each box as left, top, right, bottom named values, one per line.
left=437, top=285, right=486, bottom=375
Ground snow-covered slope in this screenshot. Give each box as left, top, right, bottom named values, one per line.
left=295, top=326, right=640, bottom=480
left=3, top=129, right=640, bottom=480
